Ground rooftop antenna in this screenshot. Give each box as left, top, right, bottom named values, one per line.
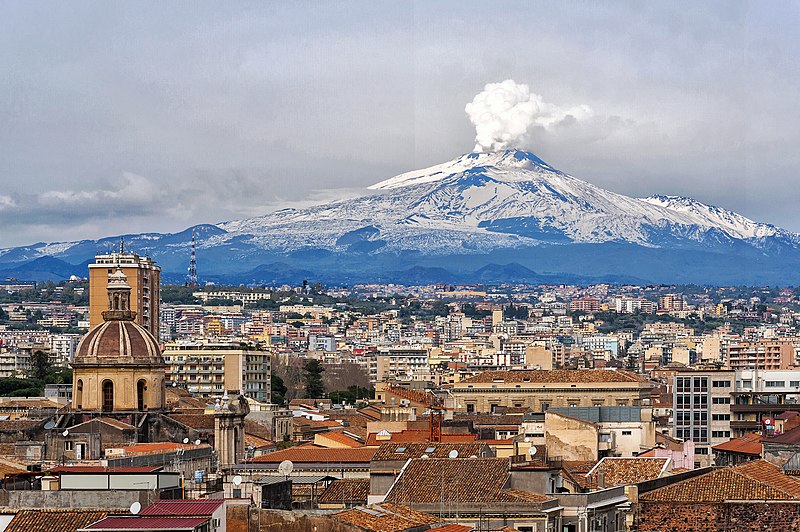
left=120, top=237, right=125, bottom=254
left=187, top=230, right=198, bottom=287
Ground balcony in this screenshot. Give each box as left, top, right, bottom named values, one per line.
left=730, top=420, right=761, bottom=430
left=731, top=404, right=795, bottom=413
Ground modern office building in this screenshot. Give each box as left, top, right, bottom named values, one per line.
left=672, top=369, right=735, bottom=467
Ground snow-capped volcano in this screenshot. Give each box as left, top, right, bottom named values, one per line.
left=3, top=149, right=800, bottom=284
left=216, top=148, right=798, bottom=253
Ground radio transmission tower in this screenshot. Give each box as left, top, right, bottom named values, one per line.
left=186, top=230, right=198, bottom=287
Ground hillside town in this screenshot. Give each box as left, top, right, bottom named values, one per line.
left=0, top=251, right=799, bottom=531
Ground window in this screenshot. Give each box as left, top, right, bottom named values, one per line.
left=622, top=430, right=632, bottom=436
left=791, top=381, right=800, bottom=388
left=766, top=381, right=786, bottom=388
left=712, top=414, right=730, bottom=421
left=741, top=380, right=752, bottom=388
left=712, top=431, right=731, bottom=438
left=695, top=447, right=708, bottom=455
left=712, top=380, right=731, bottom=388
left=540, top=403, right=550, bottom=411
left=712, top=397, right=731, bottom=404
left=65, top=441, right=74, bottom=451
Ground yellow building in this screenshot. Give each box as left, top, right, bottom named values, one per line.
left=450, top=369, right=653, bottom=414
left=89, top=248, right=161, bottom=337
left=72, top=268, right=166, bottom=412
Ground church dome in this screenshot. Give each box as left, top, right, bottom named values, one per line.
left=74, top=316, right=163, bottom=365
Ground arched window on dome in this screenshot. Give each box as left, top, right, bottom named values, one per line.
left=113, top=294, right=120, bottom=310
left=137, top=379, right=147, bottom=411
left=75, top=379, right=83, bottom=409
left=102, top=380, right=114, bottom=412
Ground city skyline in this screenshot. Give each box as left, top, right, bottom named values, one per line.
left=2, top=2, right=800, bottom=247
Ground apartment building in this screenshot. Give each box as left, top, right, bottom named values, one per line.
left=730, top=369, right=800, bottom=436
left=163, top=342, right=271, bottom=401
left=450, top=369, right=652, bottom=414
left=672, top=369, right=735, bottom=467
left=89, top=250, right=161, bottom=337
left=371, top=347, right=430, bottom=384
left=727, top=340, right=795, bottom=370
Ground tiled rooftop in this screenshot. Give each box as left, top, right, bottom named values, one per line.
left=711, top=433, right=763, bottom=456
left=6, top=510, right=108, bottom=532
left=585, top=457, right=670, bottom=488
left=371, top=442, right=490, bottom=461
left=83, top=516, right=210, bottom=530
left=319, top=478, right=370, bottom=504
left=459, top=369, right=641, bottom=384
left=248, top=446, right=377, bottom=463
left=316, top=430, right=363, bottom=448
left=364, top=430, right=477, bottom=446
left=385, top=457, right=552, bottom=505
left=640, top=460, right=800, bottom=502
left=334, top=503, right=439, bottom=532
left=139, top=499, right=224, bottom=516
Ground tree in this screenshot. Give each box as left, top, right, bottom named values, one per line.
left=31, top=350, right=51, bottom=380
left=271, top=374, right=287, bottom=405
left=303, top=359, right=325, bottom=399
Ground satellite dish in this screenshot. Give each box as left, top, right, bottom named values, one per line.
left=172, top=382, right=177, bottom=387
left=183, top=438, right=189, bottom=444
left=194, top=439, right=202, bottom=446
left=44, top=421, right=55, bottom=430
left=278, top=460, right=294, bottom=476
left=448, top=450, right=459, bottom=459
left=420, top=454, right=429, bottom=459
left=130, top=502, right=141, bottom=515
left=524, top=437, right=530, bottom=443
left=528, top=446, right=538, bottom=456
left=469, top=455, right=478, bottom=459
left=62, top=430, right=69, bottom=437
left=232, top=475, right=243, bottom=486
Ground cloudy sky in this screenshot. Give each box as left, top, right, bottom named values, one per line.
left=1, top=2, right=799, bottom=247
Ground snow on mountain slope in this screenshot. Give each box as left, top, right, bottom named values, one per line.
left=214, top=149, right=800, bottom=254
left=4, top=149, right=798, bottom=265
left=639, top=194, right=783, bottom=240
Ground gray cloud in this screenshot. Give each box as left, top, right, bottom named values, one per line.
left=0, top=2, right=799, bottom=246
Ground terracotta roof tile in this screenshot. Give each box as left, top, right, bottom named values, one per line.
left=585, top=457, right=670, bottom=488
left=315, top=431, right=363, bottom=448
left=166, top=414, right=214, bottom=431
left=319, top=478, right=370, bottom=504
left=6, top=510, right=108, bottom=532
left=734, top=459, right=800, bottom=496
left=334, top=503, right=439, bottom=532
left=640, top=465, right=800, bottom=502
left=460, top=369, right=642, bottom=384
left=383, top=386, right=434, bottom=406
left=371, top=442, right=491, bottom=461
left=365, top=430, right=477, bottom=446
left=248, top=446, right=377, bottom=464
left=385, top=458, right=553, bottom=505
left=712, top=433, right=763, bottom=456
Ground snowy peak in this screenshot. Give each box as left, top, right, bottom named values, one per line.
left=368, top=149, right=562, bottom=190
left=639, top=194, right=781, bottom=240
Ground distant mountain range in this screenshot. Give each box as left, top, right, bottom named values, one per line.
left=3, top=149, right=799, bottom=285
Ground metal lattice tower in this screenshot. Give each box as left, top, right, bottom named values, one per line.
left=187, top=230, right=198, bottom=287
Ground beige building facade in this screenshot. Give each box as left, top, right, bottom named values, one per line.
left=450, top=369, right=653, bottom=414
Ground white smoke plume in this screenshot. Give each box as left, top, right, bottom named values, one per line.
left=465, top=79, right=592, bottom=152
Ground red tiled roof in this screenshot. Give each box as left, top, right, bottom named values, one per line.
left=167, top=414, right=215, bottom=430
left=640, top=461, right=800, bottom=503
left=766, top=425, right=800, bottom=444
left=85, top=516, right=210, bottom=530
left=315, top=430, right=363, bottom=448
left=460, top=369, right=642, bottom=384
left=712, top=433, right=763, bottom=456
left=318, top=478, right=369, bottom=504
left=120, top=443, right=207, bottom=456
left=334, top=503, right=439, bottom=532
left=365, top=429, right=477, bottom=446
left=383, top=386, right=434, bottom=406
left=248, top=446, right=377, bottom=464
left=371, top=442, right=490, bottom=461
left=6, top=510, right=108, bottom=532
left=585, top=457, right=670, bottom=488
left=140, top=499, right=224, bottom=516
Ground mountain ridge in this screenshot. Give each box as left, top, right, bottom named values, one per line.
left=2, top=149, right=799, bottom=285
